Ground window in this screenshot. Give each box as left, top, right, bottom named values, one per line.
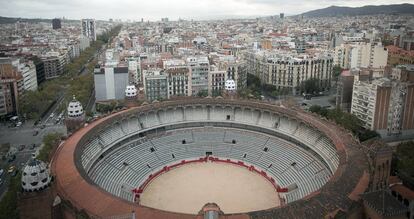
left=263, top=147, right=268, bottom=152
left=206, top=151, right=212, bottom=156
left=172, top=154, right=175, bottom=159
left=232, top=139, right=236, bottom=144
left=243, top=153, right=247, bottom=158
left=226, top=115, right=230, bottom=120
left=182, top=139, right=186, bottom=144
left=150, top=147, right=155, bottom=152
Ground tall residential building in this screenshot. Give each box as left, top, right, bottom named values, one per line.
left=30, top=56, right=45, bottom=86
left=245, top=50, right=333, bottom=95
left=143, top=69, right=168, bottom=101
left=350, top=65, right=414, bottom=137
left=164, top=60, right=191, bottom=98
left=386, top=45, right=414, bottom=66
left=81, top=19, right=96, bottom=41
left=0, top=58, right=23, bottom=116
left=336, top=70, right=356, bottom=112
left=94, top=64, right=129, bottom=102
left=208, top=68, right=226, bottom=96
left=127, top=57, right=141, bottom=85
left=186, top=56, right=209, bottom=96
left=15, top=61, right=38, bottom=91
left=52, top=18, right=61, bottom=30
left=41, top=52, right=66, bottom=79
left=334, top=42, right=388, bottom=69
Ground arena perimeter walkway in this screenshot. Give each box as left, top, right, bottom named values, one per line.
left=140, top=162, right=280, bottom=214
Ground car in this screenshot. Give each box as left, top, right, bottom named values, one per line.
left=11, top=169, right=18, bottom=177
left=7, top=165, right=16, bottom=173
left=0, top=168, right=4, bottom=177
left=18, top=145, right=25, bottom=151
left=8, top=154, right=16, bottom=163
left=33, top=130, right=39, bottom=136
left=50, top=113, right=55, bottom=118
left=30, top=144, right=36, bottom=149
left=16, top=121, right=22, bottom=127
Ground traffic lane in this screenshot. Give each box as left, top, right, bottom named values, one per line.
left=0, top=124, right=66, bottom=146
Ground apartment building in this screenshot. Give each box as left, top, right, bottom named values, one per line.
left=186, top=56, right=209, bottom=96
left=0, top=58, right=23, bottom=116
left=164, top=59, right=191, bottom=98
left=351, top=65, right=414, bottom=137
left=245, top=50, right=333, bottom=95
left=81, top=19, right=96, bottom=41
left=41, top=51, right=66, bottom=79
left=334, top=42, right=388, bottom=69
left=142, top=69, right=168, bottom=101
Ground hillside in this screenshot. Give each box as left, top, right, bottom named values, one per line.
left=301, top=3, right=414, bottom=17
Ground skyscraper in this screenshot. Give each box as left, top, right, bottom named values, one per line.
left=81, top=19, right=96, bottom=41
left=52, top=18, right=61, bottom=29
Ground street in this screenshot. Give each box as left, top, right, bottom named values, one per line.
left=0, top=120, right=66, bottom=200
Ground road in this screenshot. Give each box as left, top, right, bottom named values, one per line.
left=0, top=120, right=66, bottom=200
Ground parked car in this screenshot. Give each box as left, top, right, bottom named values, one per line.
left=7, top=165, right=16, bottom=173
left=50, top=113, right=55, bottom=118
left=0, top=168, right=4, bottom=177
left=29, top=144, right=36, bottom=149
left=8, top=154, right=16, bottom=163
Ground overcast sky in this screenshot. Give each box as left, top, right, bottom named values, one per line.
left=0, top=0, right=413, bottom=21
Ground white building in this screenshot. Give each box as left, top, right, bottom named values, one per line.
left=81, top=19, right=96, bottom=41
left=245, top=50, right=333, bottom=95
left=142, top=69, right=168, bottom=101
left=164, top=59, right=192, bottom=98
left=94, top=64, right=129, bottom=102
left=127, top=57, right=141, bottom=84
left=186, top=56, right=209, bottom=95
left=334, top=42, right=388, bottom=69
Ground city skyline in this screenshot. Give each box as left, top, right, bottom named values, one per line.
left=0, top=0, right=413, bottom=21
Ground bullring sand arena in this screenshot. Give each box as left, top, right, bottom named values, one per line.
left=140, top=162, right=280, bottom=214
left=52, top=98, right=370, bottom=218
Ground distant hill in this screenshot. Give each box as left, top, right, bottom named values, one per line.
left=0, top=16, right=80, bottom=24
left=0, top=16, right=53, bottom=24
left=301, top=3, right=414, bottom=17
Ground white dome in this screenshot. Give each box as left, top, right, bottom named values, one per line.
left=67, top=96, right=84, bottom=117
left=225, top=79, right=236, bottom=91
left=125, top=85, right=137, bottom=97
left=21, top=159, right=52, bottom=192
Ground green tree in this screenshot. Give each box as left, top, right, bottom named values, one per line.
left=395, top=141, right=414, bottom=178
left=37, top=132, right=63, bottom=162
left=0, top=172, right=21, bottom=219
left=197, top=90, right=209, bottom=97
left=302, top=78, right=321, bottom=94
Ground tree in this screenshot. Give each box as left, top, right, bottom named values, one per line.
left=37, top=132, right=63, bottom=162
left=0, top=172, right=21, bottom=219
left=212, top=89, right=222, bottom=97
left=197, top=90, right=208, bottom=97
left=302, top=78, right=321, bottom=94
left=395, top=141, right=414, bottom=178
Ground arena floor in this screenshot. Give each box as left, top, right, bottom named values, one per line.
left=139, top=162, right=280, bottom=214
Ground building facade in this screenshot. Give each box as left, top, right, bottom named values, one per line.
left=245, top=50, right=333, bottom=95
left=143, top=69, right=168, bottom=101
left=351, top=65, right=414, bottom=138
left=81, top=19, right=96, bottom=41
left=94, top=65, right=129, bottom=102
left=187, top=56, right=209, bottom=96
